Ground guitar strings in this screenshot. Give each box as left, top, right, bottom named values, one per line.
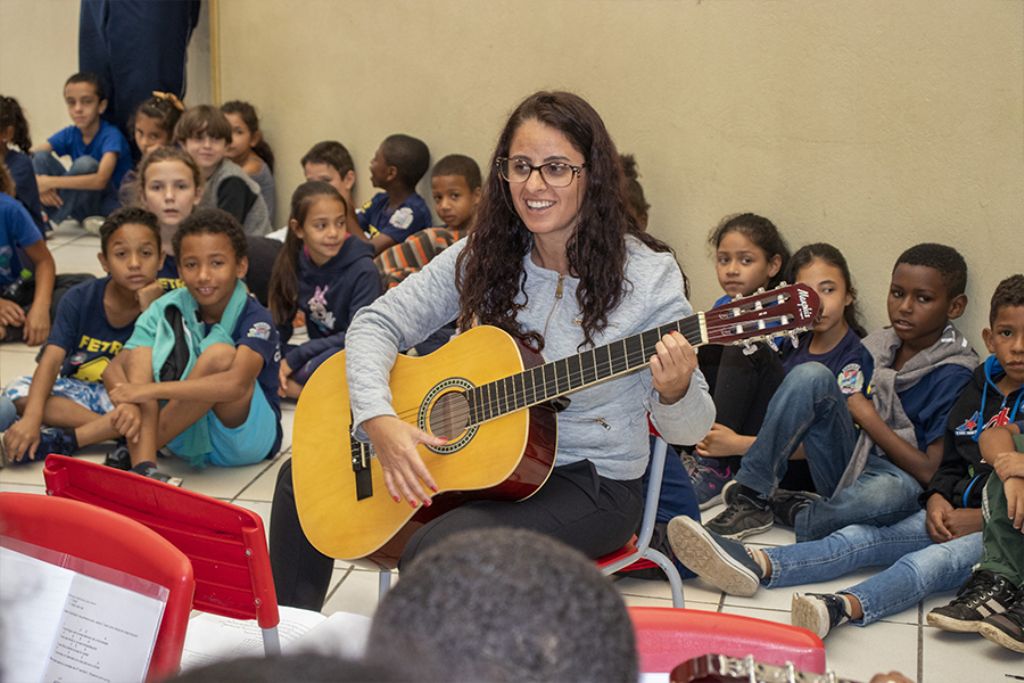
left=387, top=314, right=792, bottom=431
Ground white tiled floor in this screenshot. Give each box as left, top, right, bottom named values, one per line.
left=1, top=226, right=1017, bottom=681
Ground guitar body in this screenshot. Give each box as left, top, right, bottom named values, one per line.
left=293, top=325, right=557, bottom=562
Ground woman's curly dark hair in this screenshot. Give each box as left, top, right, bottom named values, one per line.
left=456, top=91, right=669, bottom=350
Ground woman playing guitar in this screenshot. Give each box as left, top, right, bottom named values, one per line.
left=269, top=91, right=715, bottom=609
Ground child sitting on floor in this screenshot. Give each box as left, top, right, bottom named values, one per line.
left=0, top=207, right=162, bottom=465
left=221, top=101, right=276, bottom=219
left=104, top=208, right=282, bottom=483
left=32, top=72, right=132, bottom=231
left=0, top=95, right=47, bottom=232
left=376, top=153, right=482, bottom=289
left=0, top=163, right=57, bottom=346
left=680, top=243, right=978, bottom=545
left=668, top=274, right=1024, bottom=639
left=269, top=182, right=380, bottom=398
left=354, top=134, right=432, bottom=255
left=118, top=92, right=185, bottom=206
left=174, top=105, right=271, bottom=237
left=686, top=213, right=791, bottom=507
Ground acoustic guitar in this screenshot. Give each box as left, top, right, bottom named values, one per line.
left=293, top=284, right=820, bottom=563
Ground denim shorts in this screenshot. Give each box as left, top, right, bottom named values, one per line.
left=3, top=375, right=114, bottom=415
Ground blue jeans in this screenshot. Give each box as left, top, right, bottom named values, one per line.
left=764, top=510, right=982, bottom=625
left=735, top=362, right=923, bottom=541
left=32, top=152, right=111, bottom=221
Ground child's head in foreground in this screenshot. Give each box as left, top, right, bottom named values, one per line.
left=430, top=154, right=481, bottom=233
left=98, top=207, right=162, bottom=293
left=888, top=242, right=968, bottom=347
left=369, top=133, right=430, bottom=192
left=368, top=528, right=637, bottom=683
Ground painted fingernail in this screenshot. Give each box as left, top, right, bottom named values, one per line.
left=393, top=495, right=400, bottom=503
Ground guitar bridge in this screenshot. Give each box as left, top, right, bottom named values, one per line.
left=351, top=438, right=373, bottom=501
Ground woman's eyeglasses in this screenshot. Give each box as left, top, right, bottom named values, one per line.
left=495, top=157, right=585, bottom=188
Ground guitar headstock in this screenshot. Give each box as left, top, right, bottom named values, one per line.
left=703, top=283, right=820, bottom=353
left=671, top=653, right=860, bottom=683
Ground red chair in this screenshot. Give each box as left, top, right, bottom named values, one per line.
left=629, top=606, right=826, bottom=676
left=44, top=454, right=283, bottom=655
left=0, top=492, right=195, bottom=681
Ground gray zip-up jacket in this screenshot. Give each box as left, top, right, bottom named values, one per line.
left=345, top=235, right=715, bottom=480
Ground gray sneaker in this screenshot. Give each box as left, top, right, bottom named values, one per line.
left=705, top=489, right=773, bottom=539
left=666, top=516, right=762, bottom=596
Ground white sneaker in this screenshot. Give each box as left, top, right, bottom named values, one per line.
left=56, top=218, right=83, bottom=232
left=83, top=216, right=105, bottom=235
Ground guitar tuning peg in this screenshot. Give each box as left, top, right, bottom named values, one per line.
left=789, top=332, right=800, bottom=348
left=777, top=280, right=788, bottom=287
left=765, top=337, right=779, bottom=352
left=741, top=340, right=758, bottom=356
left=755, top=287, right=765, bottom=294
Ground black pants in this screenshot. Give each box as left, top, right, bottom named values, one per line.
left=269, top=457, right=644, bottom=611
left=79, top=0, right=200, bottom=148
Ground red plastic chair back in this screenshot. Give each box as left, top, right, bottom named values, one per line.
left=44, top=454, right=280, bottom=629
left=0, top=492, right=195, bottom=681
left=629, top=606, right=826, bottom=675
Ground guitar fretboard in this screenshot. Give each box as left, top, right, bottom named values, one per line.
left=465, top=314, right=706, bottom=425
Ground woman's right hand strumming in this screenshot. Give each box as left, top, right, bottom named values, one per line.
left=363, top=415, right=445, bottom=508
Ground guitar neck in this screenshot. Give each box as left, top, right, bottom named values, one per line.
left=466, top=313, right=705, bottom=425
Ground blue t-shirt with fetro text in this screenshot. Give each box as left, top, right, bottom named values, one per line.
left=782, top=327, right=874, bottom=396
left=0, top=193, right=43, bottom=286
left=157, top=255, right=184, bottom=291
left=48, top=120, right=133, bottom=193
left=357, top=192, right=432, bottom=245
left=46, top=277, right=135, bottom=381
left=898, top=363, right=974, bottom=452
left=225, top=296, right=283, bottom=457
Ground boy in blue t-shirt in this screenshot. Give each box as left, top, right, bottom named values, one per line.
left=0, top=165, right=57, bottom=346
left=0, top=208, right=162, bottom=465
left=104, top=208, right=282, bottom=483
left=355, top=133, right=432, bottom=255
left=32, top=72, right=132, bottom=226
left=682, top=243, right=978, bottom=544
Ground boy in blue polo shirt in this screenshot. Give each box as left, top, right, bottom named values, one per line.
left=32, top=72, right=132, bottom=229
left=104, top=208, right=282, bottom=483
left=0, top=207, right=161, bottom=464
left=355, top=134, right=432, bottom=255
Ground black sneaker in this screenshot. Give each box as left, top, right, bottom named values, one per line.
left=926, top=570, right=1019, bottom=632
left=770, top=489, right=821, bottom=527
left=131, top=461, right=184, bottom=487
left=103, top=442, right=131, bottom=470
left=979, top=595, right=1024, bottom=653
left=705, top=489, right=773, bottom=539
left=666, top=516, right=763, bottom=596
left=34, top=427, right=77, bottom=460
left=791, top=592, right=850, bottom=638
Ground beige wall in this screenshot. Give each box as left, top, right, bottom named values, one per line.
left=0, top=0, right=211, bottom=156
left=4, top=0, right=1021, bottom=352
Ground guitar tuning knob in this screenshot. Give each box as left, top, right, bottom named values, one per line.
left=778, top=280, right=788, bottom=287
left=755, top=287, right=765, bottom=294
left=741, top=340, right=758, bottom=356
left=765, top=337, right=779, bottom=352
left=789, top=332, right=800, bottom=348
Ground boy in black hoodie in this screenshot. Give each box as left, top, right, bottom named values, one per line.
left=268, top=181, right=380, bottom=399
left=928, top=274, right=1024, bottom=650
left=666, top=274, right=1024, bottom=639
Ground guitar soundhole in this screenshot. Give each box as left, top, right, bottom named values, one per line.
left=428, top=391, right=471, bottom=440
